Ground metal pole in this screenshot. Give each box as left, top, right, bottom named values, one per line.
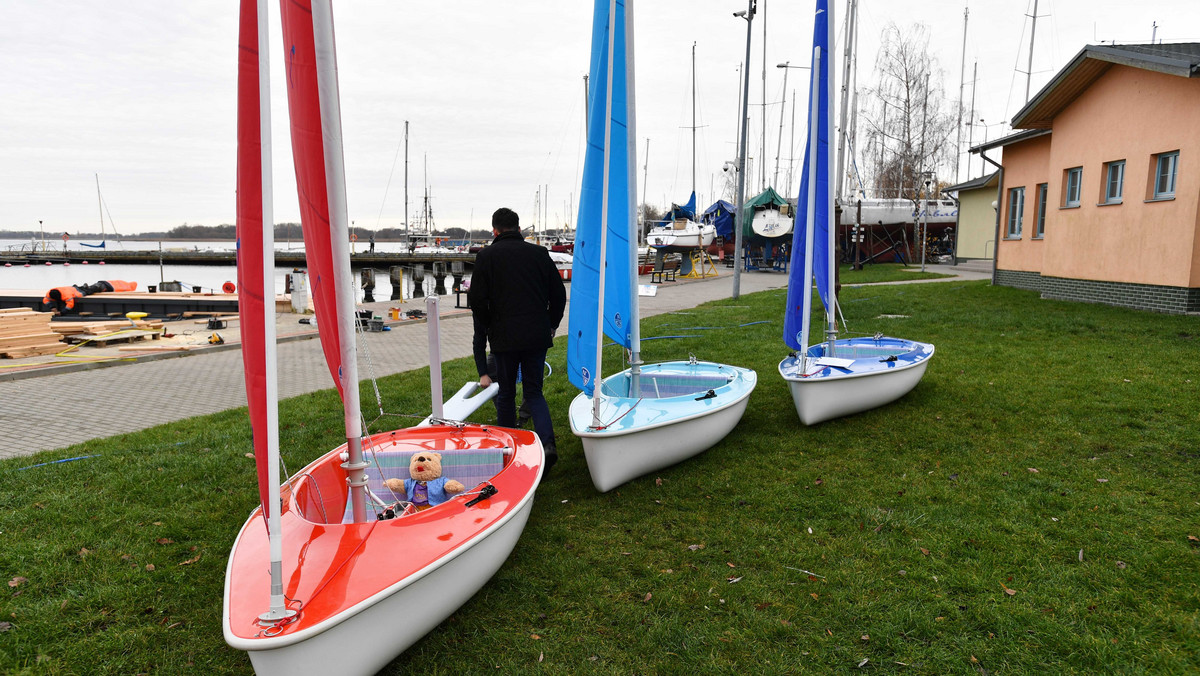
left=774, top=64, right=788, bottom=189
left=955, top=6, right=968, bottom=184
left=732, top=0, right=756, bottom=299
left=1025, top=0, right=1039, bottom=103
left=834, top=0, right=856, bottom=203
left=403, top=120, right=409, bottom=238
left=760, top=0, right=767, bottom=191
left=427, top=295, right=444, bottom=419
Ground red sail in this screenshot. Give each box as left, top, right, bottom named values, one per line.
left=236, top=0, right=272, bottom=512
left=278, top=0, right=350, bottom=400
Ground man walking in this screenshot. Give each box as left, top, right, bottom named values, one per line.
left=470, top=207, right=567, bottom=471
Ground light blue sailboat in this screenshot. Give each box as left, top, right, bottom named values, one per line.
left=778, top=0, right=934, bottom=425
left=567, top=0, right=756, bottom=493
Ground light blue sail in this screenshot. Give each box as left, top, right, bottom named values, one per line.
left=784, top=0, right=832, bottom=352
left=568, top=0, right=636, bottom=397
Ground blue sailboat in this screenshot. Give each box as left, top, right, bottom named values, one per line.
left=778, top=0, right=934, bottom=425
left=567, top=0, right=756, bottom=493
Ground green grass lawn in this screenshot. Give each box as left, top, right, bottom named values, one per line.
left=2, top=280, right=1198, bottom=674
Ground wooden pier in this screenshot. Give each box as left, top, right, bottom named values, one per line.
left=0, top=248, right=476, bottom=268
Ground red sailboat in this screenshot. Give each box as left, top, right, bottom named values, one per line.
left=222, top=2, right=544, bottom=673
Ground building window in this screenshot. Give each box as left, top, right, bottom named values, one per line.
left=1063, top=167, right=1082, bottom=207
left=1007, top=187, right=1025, bottom=238
left=1035, top=183, right=1048, bottom=238
left=1153, top=151, right=1178, bottom=199
left=1103, top=160, right=1125, bottom=204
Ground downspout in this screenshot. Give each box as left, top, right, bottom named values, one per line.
left=979, top=149, right=1004, bottom=286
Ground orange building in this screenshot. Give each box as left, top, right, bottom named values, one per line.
left=973, top=43, right=1200, bottom=314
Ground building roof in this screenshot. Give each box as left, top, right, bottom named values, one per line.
left=969, top=128, right=1052, bottom=154
left=1012, top=42, right=1200, bottom=129
left=944, top=172, right=999, bottom=193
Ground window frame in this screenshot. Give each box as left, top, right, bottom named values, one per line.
left=1103, top=160, right=1125, bottom=204
left=1006, top=186, right=1025, bottom=239
left=1063, top=167, right=1082, bottom=207
left=1035, top=183, right=1048, bottom=238
left=1153, top=151, right=1179, bottom=199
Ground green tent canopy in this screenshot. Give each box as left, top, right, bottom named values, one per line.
left=740, top=186, right=791, bottom=237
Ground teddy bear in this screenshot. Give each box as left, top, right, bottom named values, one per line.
left=383, top=451, right=464, bottom=512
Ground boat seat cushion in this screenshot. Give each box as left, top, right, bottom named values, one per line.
left=343, top=447, right=507, bottom=522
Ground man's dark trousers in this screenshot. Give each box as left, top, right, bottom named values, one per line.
left=493, top=348, right=554, bottom=452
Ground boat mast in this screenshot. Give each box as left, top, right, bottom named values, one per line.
left=641, top=137, right=649, bottom=246
left=404, top=120, right=409, bottom=239
left=825, top=0, right=838, bottom=350
left=691, top=41, right=697, bottom=201
left=243, top=0, right=291, bottom=623
left=94, top=174, right=104, bottom=240
left=591, top=0, right=618, bottom=427
left=798, top=44, right=821, bottom=365
left=626, top=0, right=642, bottom=392
left=834, top=0, right=855, bottom=203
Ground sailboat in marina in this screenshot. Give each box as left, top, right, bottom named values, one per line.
left=645, top=43, right=716, bottom=253
left=778, top=0, right=934, bottom=426
left=222, top=2, right=544, bottom=673
left=567, top=0, right=757, bottom=493
left=81, top=174, right=120, bottom=249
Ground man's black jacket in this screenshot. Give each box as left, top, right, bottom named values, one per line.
left=469, top=230, right=567, bottom=376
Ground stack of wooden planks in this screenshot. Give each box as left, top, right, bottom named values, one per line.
left=0, top=308, right=65, bottom=358
left=51, top=318, right=165, bottom=338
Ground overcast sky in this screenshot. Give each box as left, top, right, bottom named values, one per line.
left=1, top=1, right=1194, bottom=235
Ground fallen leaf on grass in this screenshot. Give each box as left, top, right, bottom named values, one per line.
left=179, top=555, right=201, bottom=566
left=78, top=548, right=90, bottom=557
left=1079, top=549, right=1084, bottom=562
left=156, top=538, right=174, bottom=545
left=1097, top=478, right=1109, bottom=483
left=145, top=564, right=155, bottom=572
left=861, top=634, right=870, bottom=642
left=826, top=628, right=833, bottom=636
left=814, top=479, right=823, bottom=485
left=858, top=658, right=869, bottom=668
left=655, top=477, right=663, bottom=486
left=538, top=652, right=544, bottom=662
left=530, top=634, right=541, bottom=640
left=756, top=602, right=772, bottom=610
left=728, top=576, right=743, bottom=584
left=1000, top=583, right=1017, bottom=596
left=8, top=577, right=27, bottom=588
left=920, top=548, right=930, bottom=556
left=0, top=622, right=10, bottom=632
left=781, top=619, right=792, bottom=626
left=810, top=593, right=819, bottom=600
left=1116, top=561, right=1127, bottom=569
left=727, top=562, right=736, bottom=568
left=643, top=592, right=652, bottom=602
left=687, top=544, right=704, bottom=551
left=1187, top=535, right=1198, bottom=542
left=244, top=453, right=254, bottom=458
left=1027, top=468, right=1039, bottom=473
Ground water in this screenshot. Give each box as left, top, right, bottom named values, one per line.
left=0, top=239, right=461, bottom=299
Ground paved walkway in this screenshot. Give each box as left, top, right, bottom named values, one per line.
left=0, top=264, right=987, bottom=459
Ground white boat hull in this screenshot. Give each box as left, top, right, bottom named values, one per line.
left=779, top=338, right=934, bottom=425
left=646, top=220, right=716, bottom=250
left=232, top=498, right=535, bottom=676
left=570, top=362, right=757, bottom=492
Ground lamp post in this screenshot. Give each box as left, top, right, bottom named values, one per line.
left=775, top=62, right=809, bottom=195
left=731, top=0, right=756, bottom=300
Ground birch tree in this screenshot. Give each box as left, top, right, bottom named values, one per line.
left=859, top=23, right=957, bottom=201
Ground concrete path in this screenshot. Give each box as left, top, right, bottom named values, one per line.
left=0, top=264, right=987, bottom=459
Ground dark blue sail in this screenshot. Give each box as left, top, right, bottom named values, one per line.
left=784, top=0, right=832, bottom=352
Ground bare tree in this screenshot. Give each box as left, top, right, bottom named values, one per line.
left=859, top=23, right=958, bottom=201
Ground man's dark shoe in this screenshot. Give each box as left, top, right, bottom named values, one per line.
left=543, top=445, right=558, bottom=474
